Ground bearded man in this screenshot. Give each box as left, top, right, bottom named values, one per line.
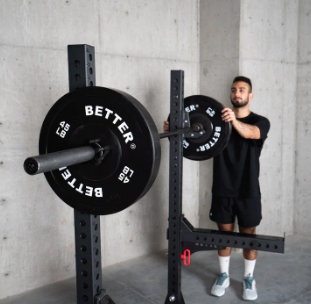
left=210, top=76, right=270, bottom=301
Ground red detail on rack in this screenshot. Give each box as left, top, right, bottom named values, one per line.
left=181, top=249, right=191, bottom=266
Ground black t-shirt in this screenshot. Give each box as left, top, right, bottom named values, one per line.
left=212, top=112, right=270, bottom=198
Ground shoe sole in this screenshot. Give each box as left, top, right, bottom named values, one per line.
left=242, top=294, right=258, bottom=301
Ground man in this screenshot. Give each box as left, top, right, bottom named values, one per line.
left=210, top=76, right=270, bottom=301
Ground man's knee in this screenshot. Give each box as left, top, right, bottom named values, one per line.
left=239, top=226, right=256, bottom=234
left=218, top=223, right=235, bottom=232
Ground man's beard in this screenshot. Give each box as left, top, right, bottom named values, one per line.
left=231, top=98, right=249, bottom=108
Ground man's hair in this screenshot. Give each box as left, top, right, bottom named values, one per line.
left=232, top=76, right=252, bottom=92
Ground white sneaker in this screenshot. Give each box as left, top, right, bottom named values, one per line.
left=211, top=272, right=230, bottom=297
left=242, top=276, right=258, bottom=301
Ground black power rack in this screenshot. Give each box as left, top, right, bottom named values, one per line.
left=67, top=46, right=284, bottom=304
left=164, top=70, right=284, bottom=304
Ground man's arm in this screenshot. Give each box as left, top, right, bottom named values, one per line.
left=231, top=119, right=261, bottom=139
left=221, top=108, right=261, bottom=139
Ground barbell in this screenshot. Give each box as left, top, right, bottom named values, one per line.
left=24, top=86, right=231, bottom=215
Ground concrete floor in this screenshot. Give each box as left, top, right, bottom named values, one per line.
left=1, top=235, right=311, bottom=304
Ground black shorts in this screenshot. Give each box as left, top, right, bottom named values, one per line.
left=209, top=196, right=262, bottom=228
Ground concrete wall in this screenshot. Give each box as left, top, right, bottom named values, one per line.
left=295, top=0, right=311, bottom=236
left=199, top=0, right=299, bottom=237
left=239, top=0, right=298, bottom=236
left=199, top=0, right=241, bottom=229
left=0, top=0, right=200, bottom=299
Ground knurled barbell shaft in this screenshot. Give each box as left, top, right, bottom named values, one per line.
left=24, top=146, right=97, bottom=175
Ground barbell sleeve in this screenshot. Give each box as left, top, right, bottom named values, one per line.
left=24, top=146, right=97, bottom=175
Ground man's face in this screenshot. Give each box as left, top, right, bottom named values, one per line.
left=230, top=81, right=253, bottom=108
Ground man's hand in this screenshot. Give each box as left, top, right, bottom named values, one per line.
left=221, top=107, right=236, bottom=123
left=163, top=121, right=169, bottom=132
left=221, top=108, right=261, bottom=139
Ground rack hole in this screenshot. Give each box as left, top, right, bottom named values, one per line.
left=81, top=271, right=88, bottom=277
left=82, top=295, right=88, bottom=302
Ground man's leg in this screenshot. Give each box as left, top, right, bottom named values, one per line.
left=211, top=223, right=234, bottom=297
left=218, top=223, right=235, bottom=274
left=239, top=225, right=258, bottom=301
left=239, top=225, right=257, bottom=262
left=218, top=223, right=235, bottom=257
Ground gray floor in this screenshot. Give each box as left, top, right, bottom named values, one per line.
left=1, top=235, right=311, bottom=304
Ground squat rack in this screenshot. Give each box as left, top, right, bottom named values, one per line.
left=67, top=45, right=284, bottom=304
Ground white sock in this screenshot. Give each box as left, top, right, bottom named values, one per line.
left=218, top=255, right=230, bottom=275
left=244, top=258, right=256, bottom=277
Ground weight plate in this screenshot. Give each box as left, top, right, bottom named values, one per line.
left=39, top=87, right=161, bottom=215
left=183, top=95, right=231, bottom=160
